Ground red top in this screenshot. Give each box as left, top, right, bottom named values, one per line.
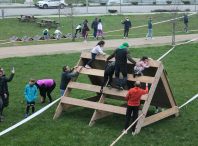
left=125, top=87, right=148, bottom=106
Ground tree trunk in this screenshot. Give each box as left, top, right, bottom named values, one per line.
left=71, top=6, right=75, bottom=41
left=172, top=23, right=175, bottom=45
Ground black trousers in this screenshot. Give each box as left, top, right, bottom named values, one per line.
left=75, top=29, right=81, bottom=35
left=43, top=82, right=56, bottom=102
left=26, top=102, right=35, bottom=114
left=124, top=28, right=129, bottom=37
left=124, top=105, right=139, bottom=132
left=101, top=71, right=113, bottom=89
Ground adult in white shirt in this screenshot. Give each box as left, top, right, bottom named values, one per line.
left=96, top=19, right=105, bottom=40
left=54, top=28, right=62, bottom=39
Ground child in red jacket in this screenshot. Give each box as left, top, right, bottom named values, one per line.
left=123, top=81, right=148, bottom=135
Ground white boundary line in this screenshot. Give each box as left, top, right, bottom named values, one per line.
left=104, top=13, right=196, bottom=34
left=0, top=97, right=61, bottom=137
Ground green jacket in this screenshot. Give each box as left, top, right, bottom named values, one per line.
left=41, top=29, right=50, bottom=36
left=148, top=20, right=152, bottom=29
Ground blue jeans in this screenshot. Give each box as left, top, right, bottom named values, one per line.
left=115, top=67, right=127, bottom=88
left=93, top=27, right=97, bottom=38
left=60, top=89, right=65, bottom=96
left=86, top=53, right=97, bottom=66
left=146, top=29, right=153, bottom=38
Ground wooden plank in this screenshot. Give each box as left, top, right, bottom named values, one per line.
left=142, top=107, right=179, bottom=127
left=135, top=62, right=164, bottom=134
left=61, top=96, right=130, bottom=115
left=80, top=52, right=161, bottom=68
left=160, top=70, right=177, bottom=107
left=67, top=82, right=148, bottom=100
left=80, top=68, right=155, bottom=84
left=53, top=102, right=64, bottom=119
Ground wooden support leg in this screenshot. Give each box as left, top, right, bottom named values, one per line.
left=53, top=102, right=64, bottom=119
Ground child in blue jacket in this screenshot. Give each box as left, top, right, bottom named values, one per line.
left=24, top=78, right=38, bottom=118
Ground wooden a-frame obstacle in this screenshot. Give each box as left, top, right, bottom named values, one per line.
left=53, top=52, right=179, bottom=134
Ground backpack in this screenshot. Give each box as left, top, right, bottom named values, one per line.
left=81, top=22, right=87, bottom=30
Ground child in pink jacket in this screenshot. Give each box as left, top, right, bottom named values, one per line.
left=133, top=56, right=152, bottom=78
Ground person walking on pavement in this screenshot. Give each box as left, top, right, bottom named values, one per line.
left=0, top=68, right=15, bottom=118
left=123, top=81, right=148, bottom=135
left=96, top=19, right=105, bottom=40
left=121, top=17, right=131, bottom=39
left=105, top=42, right=136, bottom=90
left=145, top=18, right=154, bottom=40
left=91, top=17, right=98, bottom=38
left=41, top=28, right=50, bottom=40
left=182, top=13, right=189, bottom=33
left=82, top=19, right=91, bottom=43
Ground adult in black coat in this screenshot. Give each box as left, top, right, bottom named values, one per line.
left=91, top=17, right=98, bottom=38
left=0, top=68, right=15, bottom=117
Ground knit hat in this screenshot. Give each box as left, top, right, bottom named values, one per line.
left=119, top=42, right=129, bottom=49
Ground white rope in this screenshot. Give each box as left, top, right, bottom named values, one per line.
left=179, top=94, right=198, bottom=109
left=0, top=97, right=61, bottom=137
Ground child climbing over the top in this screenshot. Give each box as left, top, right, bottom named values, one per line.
left=85, top=41, right=106, bottom=69
left=133, top=56, right=153, bottom=78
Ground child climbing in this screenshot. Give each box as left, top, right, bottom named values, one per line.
left=75, top=24, right=81, bottom=36
left=96, top=19, right=105, bottom=40
left=100, top=62, right=115, bottom=93
left=24, top=78, right=38, bottom=118
left=85, top=41, right=106, bottom=69
left=133, top=56, right=152, bottom=78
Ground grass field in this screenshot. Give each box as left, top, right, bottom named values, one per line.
left=0, top=42, right=198, bottom=145
left=0, top=13, right=198, bottom=47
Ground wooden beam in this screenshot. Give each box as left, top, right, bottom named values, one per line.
left=80, top=52, right=161, bottom=68
left=135, top=62, right=164, bottom=134
left=53, top=102, right=64, bottom=119
left=142, top=107, right=179, bottom=127
left=80, top=68, right=155, bottom=84
left=67, top=81, right=148, bottom=100
left=61, top=96, right=134, bottom=115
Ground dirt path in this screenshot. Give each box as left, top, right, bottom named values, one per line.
left=0, top=34, right=197, bottom=59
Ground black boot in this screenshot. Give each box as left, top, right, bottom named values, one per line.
left=133, top=73, right=136, bottom=78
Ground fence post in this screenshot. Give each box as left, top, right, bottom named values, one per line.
left=2, top=9, right=4, bottom=20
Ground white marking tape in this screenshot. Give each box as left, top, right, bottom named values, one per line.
left=0, top=97, right=61, bottom=137
left=157, top=38, right=197, bottom=61
left=179, top=94, right=198, bottom=109
left=104, top=13, right=196, bottom=34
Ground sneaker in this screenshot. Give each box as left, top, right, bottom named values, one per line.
left=186, top=31, right=189, bottom=33
left=120, top=87, right=124, bottom=90
left=102, top=37, right=105, bottom=40
left=124, top=37, right=125, bottom=39
left=84, top=40, right=87, bottom=43
left=133, top=73, right=136, bottom=78
left=107, top=85, right=112, bottom=89
left=161, top=108, right=164, bottom=112
left=100, top=89, right=103, bottom=93
left=25, top=114, right=28, bottom=118
left=155, top=109, right=158, bottom=114
left=151, top=38, right=154, bottom=40
left=132, top=132, right=135, bottom=136
left=145, top=38, right=147, bottom=40
left=182, top=29, right=184, bottom=32
left=85, top=65, right=91, bottom=69
left=122, top=129, right=127, bottom=134
left=50, top=100, right=53, bottom=103
left=126, top=37, right=128, bottom=39
left=116, top=86, right=120, bottom=91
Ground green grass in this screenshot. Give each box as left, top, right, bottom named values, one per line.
left=0, top=42, right=198, bottom=145
left=0, top=13, right=198, bottom=47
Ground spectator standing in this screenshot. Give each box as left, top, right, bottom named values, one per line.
left=24, top=78, right=38, bottom=118
left=60, top=66, right=82, bottom=96
left=123, top=81, right=148, bottom=135
left=121, top=17, right=132, bottom=39
left=91, top=17, right=98, bottom=38
left=0, top=68, right=15, bottom=117
left=182, top=13, right=189, bottom=33
left=105, top=42, right=136, bottom=90
left=82, top=19, right=91, bottom=43
left=145, top=18, right=154, bottom=40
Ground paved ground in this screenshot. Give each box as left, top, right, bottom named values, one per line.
left=0, top=34, right=197, bottom=59
left=1, top=5, right=196, bottom=16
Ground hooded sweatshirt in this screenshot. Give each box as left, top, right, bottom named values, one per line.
left=121, top=19, right=132, bottom=29
left=148, top=20, right=152, bottom=29
left=125, top=86, right=148, bottom=106
left=24, top=84, right=38, bottom=102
